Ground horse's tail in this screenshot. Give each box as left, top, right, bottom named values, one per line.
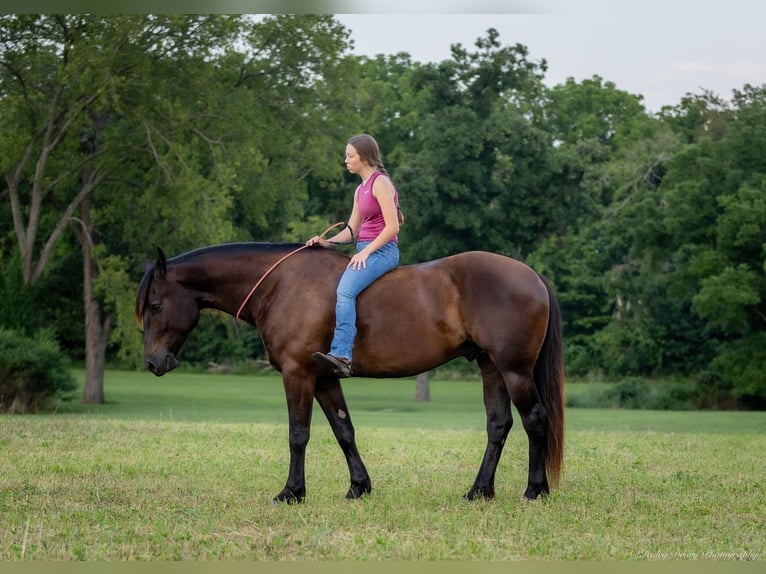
left=533, top=274, right=565, bottom=490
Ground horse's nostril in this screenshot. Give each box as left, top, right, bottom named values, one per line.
left=145, top=353, right=176, bottom=376
left=145, top=357, right=168, bottom=376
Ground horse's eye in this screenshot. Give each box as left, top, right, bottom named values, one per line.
left=150, top=303, right=163, bottom=314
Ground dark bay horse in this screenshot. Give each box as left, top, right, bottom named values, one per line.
left=136, top=242, right=565, bottom=503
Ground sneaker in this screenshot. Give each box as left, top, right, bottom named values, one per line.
left=311, top=352, right=352, bottom=378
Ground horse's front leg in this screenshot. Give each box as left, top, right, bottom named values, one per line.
left=273, top=373, right=316, bottom=504
left=314, top=376, right=371, bottom=499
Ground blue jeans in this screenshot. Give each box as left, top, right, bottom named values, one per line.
left=330, top=241, right=399, bottom=362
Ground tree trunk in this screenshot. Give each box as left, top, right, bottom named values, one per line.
left=415, top=371, right=431, bottom=403
left=80, top=196, right=109, bottom=404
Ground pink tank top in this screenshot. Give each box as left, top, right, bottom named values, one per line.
left=356, top=171, right=399, bottom=244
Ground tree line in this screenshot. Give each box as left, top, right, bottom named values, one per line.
left=1, top=15, right=764, bottom=409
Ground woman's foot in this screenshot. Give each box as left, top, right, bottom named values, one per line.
left=311, top=352, right=352, bottom=378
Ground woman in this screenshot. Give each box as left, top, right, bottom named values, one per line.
left=306, top=134, right=401, bottom=378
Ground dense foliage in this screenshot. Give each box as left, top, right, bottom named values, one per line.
left=0, top=328, right=76, bottom=413
left=1, top=15, right=764, bottom=408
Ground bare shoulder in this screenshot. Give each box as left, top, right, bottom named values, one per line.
left=371, top=173, right=395, bottom=198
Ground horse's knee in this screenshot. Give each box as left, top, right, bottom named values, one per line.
left=487, top=420, right=512, bottom=445
left=486, top=411, right=512, bottom=443
left=335, top=424, right=356, bottom=450
left=289, top=424, right=310, bottom=451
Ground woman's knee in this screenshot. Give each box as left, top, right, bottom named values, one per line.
left=336, top=286, right=356, bottom=303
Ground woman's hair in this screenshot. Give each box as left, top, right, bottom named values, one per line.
left=348, top=134, right=388, bottom=175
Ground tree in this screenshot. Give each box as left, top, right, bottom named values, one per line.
left=414, top=371, right=431, bottom=403
left=1, top=15, right=361, bottom=403
left=584, top=84, right=766, bottom=403
left=1, top=15, right=247, bottom=401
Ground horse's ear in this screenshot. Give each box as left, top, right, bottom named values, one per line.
left=155, top=247, right=167, bottom=279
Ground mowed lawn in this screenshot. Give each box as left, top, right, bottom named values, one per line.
left=1, top=370, right=764, bottom=560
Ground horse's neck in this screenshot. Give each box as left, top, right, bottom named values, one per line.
left=172, top=248, right=292, bottom=317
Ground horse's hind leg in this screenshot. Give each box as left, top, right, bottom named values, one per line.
left=503, top=371, right=550, bottom=500
left=314, top=376, right=372, bottom=499
left=465, top=353, right=513, bottom=500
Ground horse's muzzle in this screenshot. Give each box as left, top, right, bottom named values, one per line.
left=145, top=352, right=178, bottom=376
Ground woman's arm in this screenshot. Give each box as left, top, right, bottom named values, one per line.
left=305, top=191, right=362, bottom=247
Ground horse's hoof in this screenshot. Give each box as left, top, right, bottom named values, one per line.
left=522, top=486, right=549, bottom=502
left=464, top=486, right=495, bottom=501
left=345, top=483, right=372, bottom=499
left=272, top=489, right=304, bottom=504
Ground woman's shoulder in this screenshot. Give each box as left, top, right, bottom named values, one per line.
left=371, top=171, right=394, bottom=193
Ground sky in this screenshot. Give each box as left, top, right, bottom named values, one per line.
left=334, top=1, right=766, bottom=113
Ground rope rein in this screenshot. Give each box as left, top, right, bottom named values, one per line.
left=235, top=222, right=346, bottom=321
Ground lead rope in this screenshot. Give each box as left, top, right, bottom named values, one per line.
left=235, top=222, right=346, bottom=321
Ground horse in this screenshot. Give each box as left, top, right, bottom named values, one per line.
left=135, top=242, right=565, bottom=503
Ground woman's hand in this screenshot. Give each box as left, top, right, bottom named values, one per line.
left=305, top=236, right=330, bottom=247
left=347, top=250, right=369, bottom=269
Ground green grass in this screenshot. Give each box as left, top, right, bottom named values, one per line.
left=1, top=370, right=764, bottom=560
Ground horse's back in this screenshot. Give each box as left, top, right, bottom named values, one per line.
left=352, top=251, right=549, bottom=376
left=383, top=251, right=546, bottom=308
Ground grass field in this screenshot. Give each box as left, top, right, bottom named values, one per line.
left=1, top=370, right=764, bottom=560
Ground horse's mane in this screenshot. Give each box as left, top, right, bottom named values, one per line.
left=134, top=242, right=327, bottom=328
left=171, top=242, right=305, bottom=263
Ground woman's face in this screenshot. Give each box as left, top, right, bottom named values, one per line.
left=345, top=144, right=365, bottom=174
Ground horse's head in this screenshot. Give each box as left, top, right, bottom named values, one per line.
left=135, top=248, right=200, bottom=376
